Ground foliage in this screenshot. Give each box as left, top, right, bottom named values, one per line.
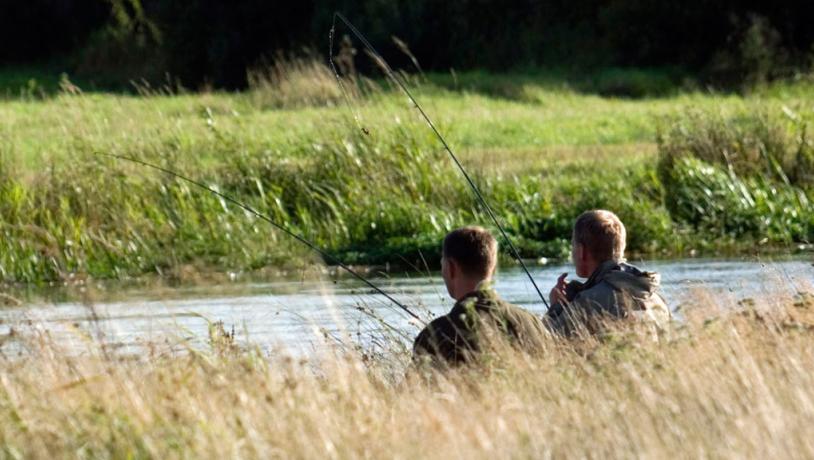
left=246, top=55, right=360, bottom=109
left=74, top=0, right=165, bottom=86
left=2, top=66, right=814, bottom=283
left=5, top=1, right=814, bottom=89
left=707, top=13, right=791, bottom=88
left=657, top=108, right=814, bottom=242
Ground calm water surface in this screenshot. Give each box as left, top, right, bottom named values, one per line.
left=1, top=257, right=811, bottom=355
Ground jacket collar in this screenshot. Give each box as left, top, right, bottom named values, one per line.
left=565, top=260, right=622, bottom=300
left=454, top=280, right=499, bottom=311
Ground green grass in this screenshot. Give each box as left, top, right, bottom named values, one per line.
left=0, top=67, right=812, bottom=283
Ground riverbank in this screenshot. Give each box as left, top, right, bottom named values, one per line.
left=1, top=69, right=812, bottom=283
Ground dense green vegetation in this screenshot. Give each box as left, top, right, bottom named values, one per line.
left=1, top=69, right=812, bottom=283
left=4, top=5, right=813, bottom=459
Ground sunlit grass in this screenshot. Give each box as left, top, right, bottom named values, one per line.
left=3, top=69, right=813, bottom=169
left=0, top=66, right=812, bottom=283
left=0, top=290, right=812, bottom=458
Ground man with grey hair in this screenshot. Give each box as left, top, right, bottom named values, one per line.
left=544, top=210, right=671, bottom=337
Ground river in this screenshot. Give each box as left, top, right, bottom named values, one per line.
left=1, top=257, right=811, bottom=356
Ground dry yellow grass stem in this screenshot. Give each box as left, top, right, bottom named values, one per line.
left=0, top=290, right=812, bottom=458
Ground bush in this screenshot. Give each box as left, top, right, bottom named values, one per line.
left=658, top=108, right=813, bottom=188
left=707, top=14, right=787, bottom=89
left=74, top=0, right=166, bottom=87
left=589, top=68, right=680, bottom=98
left=658, top=108, right=814, bottom=242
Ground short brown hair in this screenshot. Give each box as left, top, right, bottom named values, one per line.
left=573, top=210, right=626, bottom=262
left=443, top=226, right=498, bottom=279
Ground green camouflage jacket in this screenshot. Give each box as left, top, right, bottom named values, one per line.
left=413, top=283, right=546, bottom=367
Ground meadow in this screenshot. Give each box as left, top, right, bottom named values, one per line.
left=1, top=62, right=813, bottom=459
left=0, top=64, right=812, bottom=283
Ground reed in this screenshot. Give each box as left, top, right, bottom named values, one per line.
left=0, top=289, right=812, bottom=458
left=1, top=64, right=813, bottom=283
left=247, top=55, right=352, bottom=109
left=658, top=107, right=814, bottom=242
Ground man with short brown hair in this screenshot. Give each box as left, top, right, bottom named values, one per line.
left=413, top=226, right=546, bottom=367
left=545, top=210, right=670, bottom=337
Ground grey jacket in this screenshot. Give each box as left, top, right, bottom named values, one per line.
left=544, top=260, right=671, bottom=337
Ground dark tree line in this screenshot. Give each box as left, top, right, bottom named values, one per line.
left=2, top=0, right=109, bottom=63
left=3, top=0, right=813, bottom=89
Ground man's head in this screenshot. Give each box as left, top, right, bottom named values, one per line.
left=441, top=226, right=498, bottom=300
left=571, top=210, right=626, bottom=277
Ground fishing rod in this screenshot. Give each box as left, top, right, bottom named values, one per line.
left=331, top=12, right=550, bottom=309
left=104, top=153, right=424, bottom=324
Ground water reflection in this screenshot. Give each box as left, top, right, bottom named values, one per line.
left=1, top=258, right=811, bottom=355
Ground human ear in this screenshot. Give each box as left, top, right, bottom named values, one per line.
left=447, top=258, right=457, bottom=279
left=572, top=243, right=581, bottom=263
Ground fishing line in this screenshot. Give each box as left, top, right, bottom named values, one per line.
left=331, top=12, right=550, bottom=309
left=104, top=153, right=424, bottom=324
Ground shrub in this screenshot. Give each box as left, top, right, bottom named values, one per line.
left=589, top=67, right=679, bottom=98
left=74, top=0, right=166, bottom=87
left=658, top=108, right=814, bottom=242
left=707, top=14, right=788, bottom=89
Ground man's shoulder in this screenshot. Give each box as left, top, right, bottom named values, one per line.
left=412, top=308, right=478, bottom=366
left=414, top=312, right=464, bottom=347
left=572, top=281, right=618, bottom=308
left=422, top=313, right=459, bottom=334
left=500, top=301, right=543, bottom=324
left=465, top=293, right=539, bottom=324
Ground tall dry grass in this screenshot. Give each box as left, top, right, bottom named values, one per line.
left=247, top=56, right=358, bottom=109
left=0, top=289, right=813, bottom=458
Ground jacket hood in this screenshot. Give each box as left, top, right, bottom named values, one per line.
left=602, top=263, right=661, bottom=296
left=566, top=260, right=661, bottom=299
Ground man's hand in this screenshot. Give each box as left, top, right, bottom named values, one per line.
left=549, top=272, right=568, bottom=306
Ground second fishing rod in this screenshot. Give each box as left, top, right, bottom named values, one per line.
left=331, top=12, right=550, bottom=309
